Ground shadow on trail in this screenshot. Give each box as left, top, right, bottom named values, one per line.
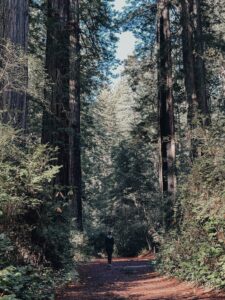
left=57, top=258, right=225, bottom=300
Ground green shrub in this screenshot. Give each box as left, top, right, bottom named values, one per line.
left=0, top=124, right=75, bottom=299
left=0, top=266, right=53, bottom=299
left=159, top=126, right=225, bottom=288
left=0, top=124, right=73, bottom=268
left=115, top=222, right=148, bottom=257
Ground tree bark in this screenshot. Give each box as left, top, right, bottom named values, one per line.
left=193, top=0, right=210, bottom=123
left=180, top=0, right=198, bottom=125
left=157, top=0, right=176, bottom=223
left=181, top=0, right=209, bottom=119
left=43, top=0, right=83, bottom=230
left=0, top=0, right=28, bottom=129
left=181, top=0, right=210, bottom=159
left=68, top=0, right=83, bottom=231
left=42, top=0, right=70, bottom=186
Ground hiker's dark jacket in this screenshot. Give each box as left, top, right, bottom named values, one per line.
left=105, top=236, right=114, bottom=253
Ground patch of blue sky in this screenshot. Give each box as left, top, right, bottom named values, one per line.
left=114, top=0, right=127, bottom=11
left=113, top=0, right=136, bottom=78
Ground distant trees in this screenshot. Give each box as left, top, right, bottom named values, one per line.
left=82, top=79, right=160, bottom=256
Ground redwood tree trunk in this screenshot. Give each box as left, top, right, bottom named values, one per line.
left=0, top=0, right=28, bottom=129
left=181, top=0, right=209, bottom=119
left=42, top=0, right=70, bottom=186
left=181, top=0, right=198, bottom=125
left=68, top=0, right=83, bottom=231
left=193, top=0, right=210, bottom=122
left=181, top=0, right=210, bottom=159
left=157, top=0, right=176, bottom=226
left=43, top=0, right=83, bottom=230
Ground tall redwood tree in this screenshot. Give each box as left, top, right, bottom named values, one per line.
left=181, top=0, right=210, bottom=159
left=157, top=0, right=176, bottom=226
left=43, top=0, right=83, bottom=230
left=68, top=0, right=83, bottom=231
left=0, top=0, right=28, bottom=129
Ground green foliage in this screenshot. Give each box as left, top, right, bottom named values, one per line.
left=0, top=264, right=78, bottom=299
left=0, top=123, right=73, bottom=266
left=0, top=234, right=15, bottom=268
left=121, top=0, right=157, bottom=55
left=159, top=125, right=225, bottom=288
left=0, top=40, right=27, bottom=98
left=0, top=123, right=74, bottom=298
left=1, top=295, right=19, bottom=300
left=0, top=266, right=55, bottom=300
left=83, top=74, right=161, bottom=257
left=116, top=222, right=148, bottom=257
left=110, top=139, right=161, bottom=256
left=80, top=0, right=118, bottom=96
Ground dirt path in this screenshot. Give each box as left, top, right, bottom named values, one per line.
left=57, top=257, right=225, bottom=300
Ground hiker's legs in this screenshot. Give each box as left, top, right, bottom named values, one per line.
left=107, top=250, right=112, bottom=264
left=108, top=252, right=112, bottom=264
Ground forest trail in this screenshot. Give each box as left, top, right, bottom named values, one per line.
left=57, top=255, right=225, bottom=300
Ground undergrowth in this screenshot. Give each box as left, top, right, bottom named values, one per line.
left=0, top=124, right=77, bottom=299
left=159, top=126, right=225, bottom=289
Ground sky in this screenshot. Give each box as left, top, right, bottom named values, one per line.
left=116, top=32, right=136, bottom=61
left=114, top=0, right=126, bottom=11
left=113, top=0, right=136, bottom=72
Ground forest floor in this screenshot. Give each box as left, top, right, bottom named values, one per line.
left=57, top=254, right=225, bottom=300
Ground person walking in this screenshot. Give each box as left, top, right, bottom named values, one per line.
left=105, top=231, right=114, bottom=267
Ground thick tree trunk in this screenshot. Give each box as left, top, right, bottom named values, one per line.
left=193, top=0, right=210, bottom=123
left=157, top=0, right=176, bottom=226
left=181, top=0, right=210, bottom=159
left=43, top=0, right=83, bottom=230
left=181, top=0, right=198, bottom=125
left=181, top=0, right=199, bottom=159
left=42, top=0, right=70, bottom=186
left=181, top=0, right=209, bottom=118
left=68, top=0, right=83, bottom=231
left=0, top=0, right=28, bottom=129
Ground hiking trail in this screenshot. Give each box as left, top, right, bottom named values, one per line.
left=57, top=255, right=225, bottom=300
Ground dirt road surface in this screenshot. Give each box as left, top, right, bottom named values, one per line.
left=57, top=257, right=225, bottom=300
